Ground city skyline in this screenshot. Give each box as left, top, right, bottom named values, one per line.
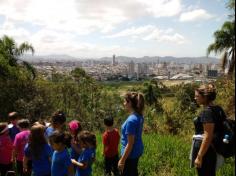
left=0, top=0, right=230, bottom=58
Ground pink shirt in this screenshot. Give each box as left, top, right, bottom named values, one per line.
left=0, top=134, right=13, bottom=164
left=13, top=130, right=30, bottom=161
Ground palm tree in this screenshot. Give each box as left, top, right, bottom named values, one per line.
left=0, top=35, right=36, bottom=79
left=207, top=21, right=235, bottom=78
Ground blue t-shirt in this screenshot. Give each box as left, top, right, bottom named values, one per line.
left=24, top=143, right=52, bottom=176
left=8, top=124, right=20, bottom=141
left=76, top=148, right=95, bottom=176
left=121, top=113, right=144, bottom=159
left=45, top=127, right=55, bottom=139
left=51, top=149, right=72, bottom=176
left=71, top=144, right=81, bottom=160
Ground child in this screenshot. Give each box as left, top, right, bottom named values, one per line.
left=71, top=131, right=96, bottom=176
left=45, top=111, right=66, bottom=139
left=24, top=124, right=52, bottom=176
left=0, top=122, right=13, bottom=176
left=49, top=131, right=74, bottom=176
left=102, top=117, right=120, bottom=176
left=12, top=119, right=31, bottom=176
left=8, top=112, right=20, bottom=141
left=68, top=120, right=82, bottom=160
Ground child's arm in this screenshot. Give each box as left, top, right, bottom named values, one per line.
left=71, top=159, right=88, bottom=170
left=23, top=156, right=29, bottom=173
left=67, top=165, right=74, bottom=176
left=11, top=147, right=17, bottom=163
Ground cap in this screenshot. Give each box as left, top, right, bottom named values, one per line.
left=69, top=120, right=81, bottom=131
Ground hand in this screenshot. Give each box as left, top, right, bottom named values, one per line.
left=118, top=159, right=125, bottom=173
left=23, top=167, right=28, bottom=173
left=194, top=156, right=203, bottom=168
left=71, top=159, right=77, bottom=165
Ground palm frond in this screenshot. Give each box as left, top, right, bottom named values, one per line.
left=228, top=49, right=235, bottom=76
left=221, top=51, right=228, bottom=70
left=22, top=61, right=36, bottom=79
left=18, top=42, right=35, bottom=55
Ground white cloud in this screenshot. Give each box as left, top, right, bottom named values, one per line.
left=106, top=25, right=156, bottom=38
left=106, top=25, right=187, bottom=44
left=0, top=0, right=183, bottom=35
left=179, top=9, right=214, bottom=22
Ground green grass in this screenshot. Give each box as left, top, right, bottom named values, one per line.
left=93, top=134, right=235, bottom=176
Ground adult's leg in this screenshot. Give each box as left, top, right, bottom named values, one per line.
left=197, top=148, right=216, bottom=176
left=122, top=158, right=139, bottom=176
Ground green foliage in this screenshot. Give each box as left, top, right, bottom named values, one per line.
left=93, top=134, right=235, bottom=176
left=207, top=0, right=235, bottom=77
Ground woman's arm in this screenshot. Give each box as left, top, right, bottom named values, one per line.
left=118, top=135, right=135, bottom=172
left=195, top=123, right=215, bottom=168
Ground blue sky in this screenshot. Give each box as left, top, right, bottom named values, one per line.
left=0, top=0, right=230, bottom=58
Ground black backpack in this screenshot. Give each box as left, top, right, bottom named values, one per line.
left=211, top=106, right=235, bottom=158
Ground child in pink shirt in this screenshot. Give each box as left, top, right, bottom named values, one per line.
left=12, top=119, right=30, bottom=176
left=0, top=122, right=13, bottom=176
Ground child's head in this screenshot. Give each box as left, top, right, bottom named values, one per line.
left=51, top=111, right=66, bottom=129
left=49, top=130, right=67, bottom=151
left=17, top=119, right=30, bottom=130
left=8, top=112, right=20, bottom=124
left=0, top=122, right=8, bottom=136
left=104, top=117, right=114, bottom=127
left=29, top=124, right=47, bottom=159
left=78, top=131, right=96, bottom=149
left=68, top=120, right=82, bottom=136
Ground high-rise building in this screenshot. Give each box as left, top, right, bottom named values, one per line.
left=112, top=54, right=116, bottom=66
left=128, top=60, right=135, bottom=77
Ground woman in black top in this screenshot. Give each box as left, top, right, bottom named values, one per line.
left=194, top=83, right=220, bottom=176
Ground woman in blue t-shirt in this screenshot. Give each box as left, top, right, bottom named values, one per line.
left=118, top=92, right=145, bottom=176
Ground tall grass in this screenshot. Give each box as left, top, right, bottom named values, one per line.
left=93, top=134, right=235, bottom=176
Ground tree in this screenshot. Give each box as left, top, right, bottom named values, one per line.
left=142, top=81, right=163, bottom=112
left=207, top=1, right=235, bottom=78
left=0, top=35, right=36, bottom=79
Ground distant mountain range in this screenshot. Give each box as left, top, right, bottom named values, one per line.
left=22, top=54, right=220, bottom=64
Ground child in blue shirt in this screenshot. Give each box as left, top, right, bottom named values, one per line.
left=24, top=124, right=52, bottom=176
left=71, top=131, right=96, bottom=176
left=49, top=131, right=74, bottom=176
left=45, top=111, right=66, bottom=140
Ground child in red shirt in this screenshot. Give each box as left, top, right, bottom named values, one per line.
left=102, top=117, right=120, bottom=176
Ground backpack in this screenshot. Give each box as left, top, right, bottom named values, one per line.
left=211, top=106, right=235, bottom=158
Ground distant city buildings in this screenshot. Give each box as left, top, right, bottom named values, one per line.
left=29, top=56, right=222, bottom=82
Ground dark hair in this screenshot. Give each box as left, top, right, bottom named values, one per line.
left=8, top=112, right=20, bottom=121
left=125, top=92, right=145, bottom=115
left=17, top=119, right=30, bottom=129
left=51, top=111, right=66, bottom=125
left=78, top=131, right=97, bottom=148
left=196, top=83, right=217, bottom=102
left=49, top=130, right=67, bottom=145
left=104, top=117, right=114, bottom=127
left=64, top=131, right=72, bottom=148
left=28, top=124, right=47, bottom=159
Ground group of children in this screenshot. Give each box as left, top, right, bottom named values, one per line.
left=0, top=111, right=121, bottom=176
